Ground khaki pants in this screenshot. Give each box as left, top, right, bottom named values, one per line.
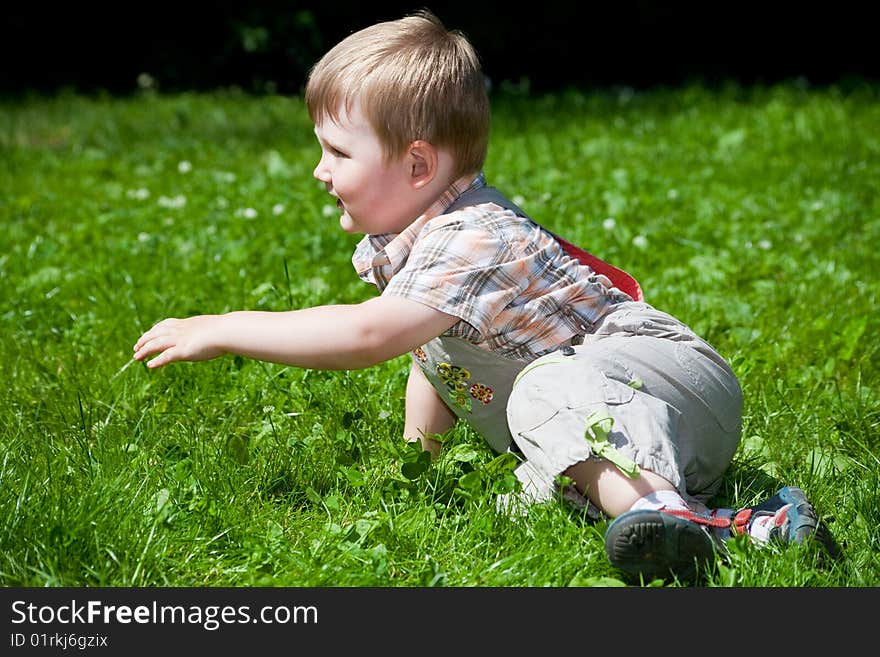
left=506, top=302, right=742, bottom=510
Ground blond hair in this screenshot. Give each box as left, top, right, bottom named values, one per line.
left=305, top=9, right=489, bottom=179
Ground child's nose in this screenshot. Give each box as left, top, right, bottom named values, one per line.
left=313, top=155, right=331, bottom=183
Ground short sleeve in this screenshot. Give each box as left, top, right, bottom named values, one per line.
left=382, top=217, right=531, bottom=339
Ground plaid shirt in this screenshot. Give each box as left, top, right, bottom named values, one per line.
left=352, top=173, right=627, bottom=361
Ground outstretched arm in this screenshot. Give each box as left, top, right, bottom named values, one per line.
left=403, top=360, right=456, bottom=458
left=132, top=295, right=459, bottom=371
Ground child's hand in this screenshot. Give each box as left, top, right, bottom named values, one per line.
left=132, top=316, right=226, bottom=369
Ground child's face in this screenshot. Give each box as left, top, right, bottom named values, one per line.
left=313, top=102, right=415, bottom=235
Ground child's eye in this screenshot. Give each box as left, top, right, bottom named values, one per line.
left=330, top=147, right=348, bottom=158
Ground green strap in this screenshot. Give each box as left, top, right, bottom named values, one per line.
left=512, top=354, right=568, bottom=387
left=583, top=411, right=640, bottom=478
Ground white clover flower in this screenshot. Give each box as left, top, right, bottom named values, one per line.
left=126, top=188, right=150, bottom=200
left=602, top=217, right=616, bottom=230
left=512, top=195, right=526, bottom=206
left=667, top=189, right=679, bottom=200
left=216, top=196, right=229, bottom=209
left=632, top=234, right=648, bottom=249
left=137, top=232, right=151, bottom=243
left=758, top=239, right=772, bottom=250
left=137, top=72, right=156, bottom=89
left=157, top=195, right=186, bottom=209
left=237, top=207, right=258, bottom=219
left=177, top=160, right=192, bottom=173
left=322, top=204, right=337, bottom=217
left=272, top=203, right=285, bottom=216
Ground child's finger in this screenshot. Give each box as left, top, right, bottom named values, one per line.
left=144, top=348, right=176, bottom=369
left=133, top=318, right=179, bottom=352
left=133, top=332, right=156, bottom=353
left=132, top=335, right=174, bottom=362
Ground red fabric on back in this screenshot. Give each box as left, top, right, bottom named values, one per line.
left=555, top=237, right=644, bottom=302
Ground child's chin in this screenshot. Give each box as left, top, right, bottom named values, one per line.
left=339, top=213, right=361, bottom=234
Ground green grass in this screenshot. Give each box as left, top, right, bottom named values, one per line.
left=2, top=82, right=878, bottom=587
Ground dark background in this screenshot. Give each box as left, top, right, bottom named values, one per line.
left=2, top=1, right=877, bottom=96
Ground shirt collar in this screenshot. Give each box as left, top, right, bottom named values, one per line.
left=430, top=170, right=487, bottom=217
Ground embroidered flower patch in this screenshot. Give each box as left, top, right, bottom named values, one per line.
left=437, top=362, right=470, bottom=392
left=436, top=362, right=493, bottom=411
left=469, top=382, right=494, bottom=405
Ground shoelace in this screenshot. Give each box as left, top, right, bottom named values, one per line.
left=660, top=507, right=733, bottom=529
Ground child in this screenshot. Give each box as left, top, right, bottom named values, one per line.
left=133, top=9, right=837, bottom=582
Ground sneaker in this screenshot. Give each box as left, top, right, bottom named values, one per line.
left=604, top=507, right=728, bottom=582
left=730, top=486, right=841, bottom=561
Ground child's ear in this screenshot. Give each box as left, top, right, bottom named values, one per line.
left=408, top=140, right=438, bottom=189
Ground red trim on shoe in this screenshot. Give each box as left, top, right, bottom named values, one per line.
left=732, top=509, right=752, bottom=535
left=774, top=504, right=793, bottom=527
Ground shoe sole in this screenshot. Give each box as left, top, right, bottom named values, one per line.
left=604, top=509, right=718, bottom=582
